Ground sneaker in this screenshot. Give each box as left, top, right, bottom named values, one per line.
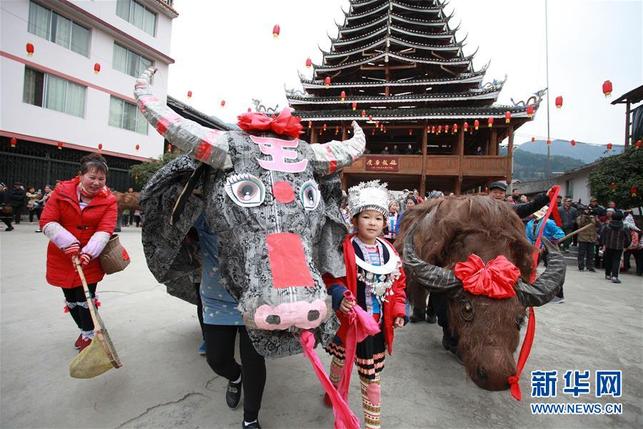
left=74, top=334, right=83, bottom=350
left=35, top=229, right=42, bottom=233
left=611, top=277, right=621, bottom=284
left=198, top=340, right=206, bottom=356
left=77, top=337, right=92, bottom=352
left=578, top=267, right=585, bottom=271
left=605, top=275, right=611, bottom=280
left=242, top=420, right=261, bottom=429
left=588, top=268, right=596, bottom=272
left=556, top=298, right=565, bottom=304
left=5, top=226, right=13, bottom=231
left=226, top=377, right=242, bottom=409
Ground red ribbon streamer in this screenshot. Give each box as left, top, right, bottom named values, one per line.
left=237, top=108, right=303, bottom=139
left=454, top=254, right=520, bottom=299
left=508, top=185, right=560, bottom=400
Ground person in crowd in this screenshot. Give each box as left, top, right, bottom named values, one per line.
left=607, top=200, right=617, bottom=209
left=622, top=211, right=640, bottom=274
left=0, top=183, right=14, bottom=231
left=511, top=187, right=521, bottom=202
left=576, top=206, right=599, bottom=272
left=381, top=146, right=390, bottom=154
left=394, top=196, right=417, bottom=236
left=193, top=215, right=266, bottom=429
left=9, top=182, right=26, bottom=224
left=391, top=144, right=399, bottom=154
left=559, top=198, right=578, bottom=253
left=26, top=186, right=40, bottom=222
left=34, top=185, right=53, bottom=232
left=526, top=206, right=565, bottom=302
left=384, top=200, right=400, bottom=241
left=324, top=181, right=406, bottom=429
left=600, top=210, right=631, bottom=284
left=519, top=194, right=528, bottom=203
left=39, top=154, right=117, bottom=351
left=505, top=195, right=515, bottom=204
left=488, top=181, right=550, bottom=219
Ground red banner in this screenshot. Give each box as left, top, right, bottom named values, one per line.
left=364, top=156, right=399, bottom=172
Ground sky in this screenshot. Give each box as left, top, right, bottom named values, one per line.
left=167, top=0, right=642, bottom=152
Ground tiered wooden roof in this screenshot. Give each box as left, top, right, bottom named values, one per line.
left=287, top=0, right=537, bottom=122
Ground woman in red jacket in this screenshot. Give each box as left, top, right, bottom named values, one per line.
left=40, top=154, right=117, bottom=351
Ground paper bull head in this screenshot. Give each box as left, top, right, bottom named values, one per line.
left=135, top=68, right=365, bottom=357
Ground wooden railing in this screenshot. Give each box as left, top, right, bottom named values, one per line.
left=343, top=155, right=507, bottom=177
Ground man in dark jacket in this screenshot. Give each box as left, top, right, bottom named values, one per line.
left=488, top=181, right=550, bottom=219
left=9, top=182, right=26, bottom=224
left=0, top=183, right=14, bottom=231
left=559, top=198, right=578, bottom=252
left=600, top=210, right=631, bottom=284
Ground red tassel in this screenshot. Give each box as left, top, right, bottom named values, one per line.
left=94, top=299, right=101, bottom=308
left=63, top=305, right=70, bottom=313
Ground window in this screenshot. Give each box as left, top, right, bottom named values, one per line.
left=109, top=96, right=148, bottom=134
left=28, top=1, right=90, bottom=56
left=112, top=43, right=153, bottom=78
left=23, top=67, right=86, bottom=117
left=116, top=0, right=157, bottom=36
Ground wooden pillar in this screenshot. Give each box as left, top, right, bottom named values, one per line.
left=625, top=101, right=631, bottom=147
left=341, top=123, right=348, bottom=141
left=506, top=125, right=514, bottom=184
left=420, top=123, right=428, bottom=195
left=310, top=126, right=317, bottom=144
left=456, top=123, right=464, bottom=194
left=489, top=128, right=497, bottom=156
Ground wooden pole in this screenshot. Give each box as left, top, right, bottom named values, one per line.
left=506, top=125, right=514, bottom=184
left=625, top=101, right=631, bottom=147
left=420, top=122, right=428, bottom=195
left=457, top=122, right=464, bottom=194
left=310, top=126, right=317, bottom=144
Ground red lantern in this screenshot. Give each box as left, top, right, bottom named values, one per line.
left=167, top=144, right=173, bottom=153
left=547, top=139, right=552, bottom=145
left=26, top=43, right=34, bottom=55
left=431, top=126, right=436, bottom=134
left=98, top=143, right=103, bottom=151
left=531, top=136, right=536, bottom=142
left=352, top=102, right=357, bottom=111
left=187, top=90, right=192, bottom=99
left=409, top=129, right=413, bottom=136
left=220, top=100, right=226, bottom=107
left=570, top=139, right=576, bottom=146
left=444, top=125, right=449, bottom=133
left=602, top=80, right=613, bottom=97
left=10, top=137, right=17, bottom=148
left=57, top=142, right=63, bottom=150
left=368, top=115, right=373, bottom=121
left=305, top=57, right=312, bottom=68
left=636, top=139, right=642, bottom=149
left=463, top=122, right=469, bottom=132
left=607, top=143, right=613, bottom=151
left=474, top=119, right=480, bottom=130
left=487, top=116, right=494, bottom=128
left=93, top=63, right=101, bottom=73
left=505, top=111, right=511, bottom=124
left=437, top=125, right=442, bottom=134
left=335, top=126, right=339, bottom=135
left=453, top=123, right=458, bottom=133
left=323, top=123, right=327, bottom=131
left=340, top=90, right=346, bottom=101
left=135, top=144, right=140, bottom=151
left=526, top=105, right=535, bottom=118
left=631, top=186, right=638, bottom=197
left=555, top=96, right=563, bottom=109
left=272, top=24, right=280, bottom=38
left=324, top=76, right=331, bottom=87
left=307, top=121, right=312, bottom=129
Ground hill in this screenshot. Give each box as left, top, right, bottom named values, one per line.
left=500, top=147, right=586, bottom=181
left=515, top=140, right=624, bottom=163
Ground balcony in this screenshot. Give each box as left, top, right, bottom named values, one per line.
left=343, top=154, right=507, bottom=177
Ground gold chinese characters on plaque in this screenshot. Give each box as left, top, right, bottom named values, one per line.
left=365, top=156, right=399, bottom=172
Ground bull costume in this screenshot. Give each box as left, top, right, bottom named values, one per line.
left=134, top=68, right=367, bottom=428
left=324, top=181, right=407, bottom=429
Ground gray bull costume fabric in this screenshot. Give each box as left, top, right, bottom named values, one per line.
left=135, top=68, right=365, bottom=358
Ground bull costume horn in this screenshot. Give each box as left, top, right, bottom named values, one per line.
left=134, top=67, right=232, bottom=169
left=514, top=238, right=566, bottom=307
left=403, top=225, right=565, bottom=305
left=308, top=121, right=365, bottom=176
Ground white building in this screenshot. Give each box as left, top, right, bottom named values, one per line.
left=0, top=0, right=177, bottom=188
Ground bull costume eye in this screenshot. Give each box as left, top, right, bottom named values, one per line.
left=299, top=180, right=321, bottom=210
left=225, top=173, right=266, bottom=207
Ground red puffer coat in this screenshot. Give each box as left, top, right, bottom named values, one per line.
left=39, top=177, right=117, bottom=288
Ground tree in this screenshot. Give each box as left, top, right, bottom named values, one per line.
left=129, top=152, right=180, bottom=189
left=589, top=146, right=643, bottom=209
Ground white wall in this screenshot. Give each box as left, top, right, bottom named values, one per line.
left=555, top=169, right=592, bottom=205
left=0, top=0, right=174, bottom=159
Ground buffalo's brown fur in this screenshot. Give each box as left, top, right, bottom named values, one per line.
left=396, top=195, right=536, bottom=391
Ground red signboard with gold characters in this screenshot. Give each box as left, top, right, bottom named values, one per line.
left=365, top=156, right=399, bottom=172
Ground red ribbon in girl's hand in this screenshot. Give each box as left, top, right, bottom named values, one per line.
left=454, top=254, right=520, bottom=299
left=237, top=108, right=303, bottom=139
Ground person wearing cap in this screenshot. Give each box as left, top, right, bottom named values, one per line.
left=323, top=180, right=407, bottom=429
left=600, top=210, right=631, bottom=284
left=489, top=181, right=550, bottom=219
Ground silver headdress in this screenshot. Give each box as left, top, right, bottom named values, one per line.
left=348, top=180, right=390, bottom=218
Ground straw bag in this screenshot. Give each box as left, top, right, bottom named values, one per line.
left=99, top=234, right=130, bottom=274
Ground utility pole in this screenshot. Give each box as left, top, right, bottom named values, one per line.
left=545, top=0, right=552, bottom=178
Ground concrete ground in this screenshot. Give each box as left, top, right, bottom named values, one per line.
left=1, top=223, right=642, bottom=429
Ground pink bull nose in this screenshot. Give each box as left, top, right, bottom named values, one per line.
left=266, top=233, right=314, bottom=288
left=254, top=300, right=328, bottom=330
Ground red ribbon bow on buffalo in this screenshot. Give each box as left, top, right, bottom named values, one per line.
left=454, top=254, right=520, bottom=299
left=237, top=108, right=303, bottom=139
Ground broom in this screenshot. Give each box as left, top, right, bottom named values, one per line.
left=69, top=256, right=122, bottom=378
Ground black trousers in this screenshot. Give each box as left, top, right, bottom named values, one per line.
left=1, top=216, right=11, bottom=228
left=203, top=325, right=266, bottom=422
left=578, top=242, right=595, bottom=270
left=634, top=250, right=643, bottom=276
left=62, top=283, right=97, bottom=332
left=193, top=283, right=204, bottom=338
left=604, top=248, right=623, bottom=279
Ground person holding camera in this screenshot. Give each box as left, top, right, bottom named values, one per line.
left=576, top=207, right=599, bottom=271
